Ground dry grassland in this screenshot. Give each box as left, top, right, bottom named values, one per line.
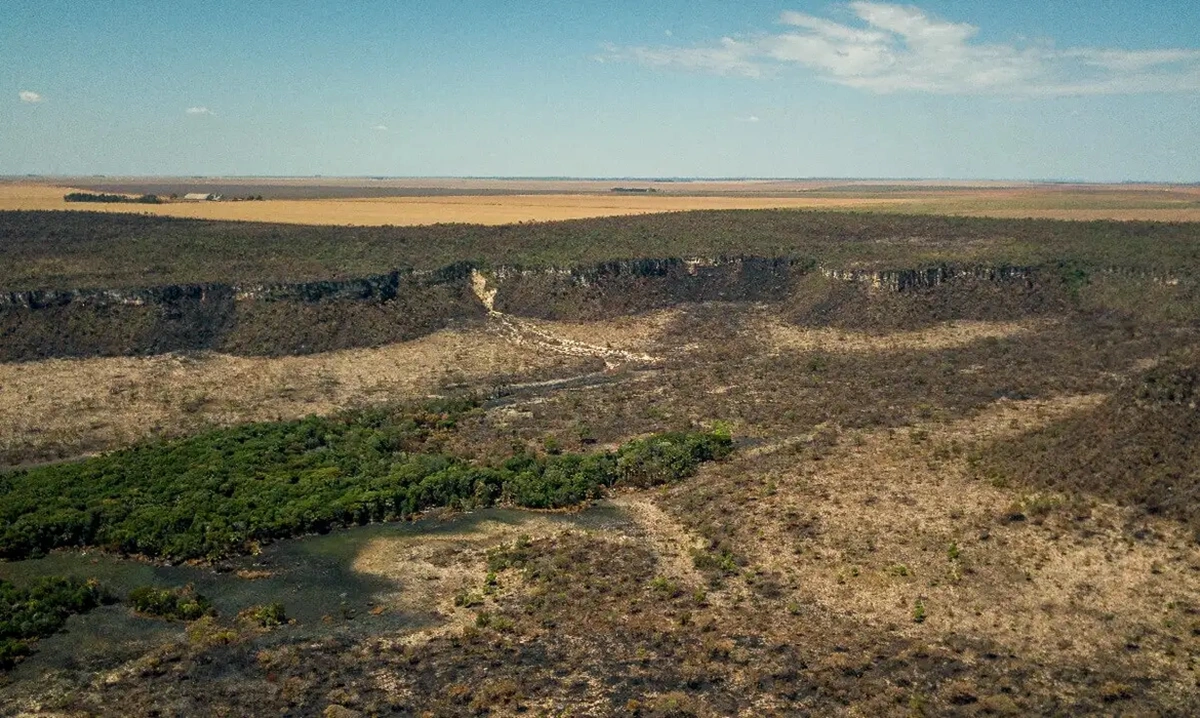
left=6, top=295, right=1197, bottom=713
left=707, top=392, right=1200, bottom=700
left=0, top=327, right=584, bottom=465
left=350, top=513, right=586, bottom=636
left=0, top=183, right=906, bottom=225
left=4, top=181, right=1198, bottom=224
left=343, top=389, right=1200, bottom=706
left=0, top=311, right=1085, bottom=466
left=763, top=317, right=1048, bottom=353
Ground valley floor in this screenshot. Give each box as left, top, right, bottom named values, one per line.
left=3, top=293, right=1199, bottom=716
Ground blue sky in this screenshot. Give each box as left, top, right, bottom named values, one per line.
left=3, top=1, right=1199, bottom=181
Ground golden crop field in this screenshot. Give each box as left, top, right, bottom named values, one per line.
left=2, top=180, right=1199, bottom=225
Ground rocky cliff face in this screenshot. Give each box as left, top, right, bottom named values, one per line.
left=0, top=258, right=1184, bottom=361
left=0, top=265, right=482, bottom=361
left=489, top=256, right=798, bottom=319
left=819, top=265, right=1037, bottom=292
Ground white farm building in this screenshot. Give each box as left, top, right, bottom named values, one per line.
left=182, top=192, right=222, bottom=201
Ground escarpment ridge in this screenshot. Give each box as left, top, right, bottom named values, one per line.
left=1, top=255, right=1190, bottom=361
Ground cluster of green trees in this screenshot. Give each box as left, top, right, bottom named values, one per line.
left=0, top=400, right=732, bottom=562
left=0, top=577, right=114, bottom=669
left=128, top=586, right=214, bottom=621
left=63, top=192, right=161, bottom=204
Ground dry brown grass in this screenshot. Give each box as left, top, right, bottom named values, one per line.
left=5, top=181, right=1198, bottom=224
left=0, top=311, right=1058, bottom=465
left=5, top=295, right=1197, bottom=714
left=723, top=393, right=1200, bottom=693
left=0, top=183, right=905, bottom=225
left=762, top=317, right=1049, bottom=353
left=0, top=327, right=577, bottom=464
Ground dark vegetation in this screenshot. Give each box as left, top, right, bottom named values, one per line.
left=2, top=209, right=1198, bottom=290
left=0, top=577, right=113, bottom=669
left=0, top=398, right=731, bottom=561
left=2, top=209, right=1200, bottom=713
left=982, top=354, right=1200, bottom=534
left=2, top=210, right=1197, bottom=363
left=0, top=265, right=484, bottom=362
left=63, top=192, right=160, bottom=205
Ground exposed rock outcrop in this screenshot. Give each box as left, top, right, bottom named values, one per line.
left=1, top=257, right=1189, bottom=361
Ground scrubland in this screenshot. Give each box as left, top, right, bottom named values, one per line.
left=1, top=207, right=1199, bottom=715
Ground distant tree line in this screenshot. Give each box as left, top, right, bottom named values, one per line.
left=64, top=192, right=161, bottom=204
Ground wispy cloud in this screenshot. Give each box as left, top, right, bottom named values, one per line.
left=737, top=115, right=761, bottom=123
left=372, top=124, right=389, bottom=131
left=186, top=106, right=213, bottom=115
left=19, top=90, right=43, bottom=103
left=601, top=2, right=1200, bottom=96
left=600, top=38, right=764, bottom=78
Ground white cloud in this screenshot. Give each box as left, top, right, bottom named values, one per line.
left=600, top=39, right=764, bottom=78
left=372, top=124, right=388, bottom=131
left=738, top=115, right=761, bottom=123
left=19, top=90, right=43, bottom=103
left=186, top=106, right=213, bottom=115
left=602, top=2, right=1200, bottom=96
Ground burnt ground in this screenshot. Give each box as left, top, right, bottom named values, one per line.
left=3, top=275, right=1200, bottom=716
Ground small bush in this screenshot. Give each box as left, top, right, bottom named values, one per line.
left=244, top=602, right=287, bottom=627
left=128, top=585, right=214, bottom=621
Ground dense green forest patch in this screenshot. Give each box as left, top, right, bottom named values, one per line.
left=0, top=576, right=114, bottom=669
left=0, top=399, right=732, bottom=562
left=2, top=209, right=1198, bottom=290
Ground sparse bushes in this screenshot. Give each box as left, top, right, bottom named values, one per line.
left=981, top=356, right=1200, bottom=532
left=912, top=599, right=927, bottom=624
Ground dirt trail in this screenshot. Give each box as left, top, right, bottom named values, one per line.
left=471, top=270, right=658, bottom=368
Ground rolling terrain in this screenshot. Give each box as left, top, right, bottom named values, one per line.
left=1, top=207, right=1199, bottom=715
